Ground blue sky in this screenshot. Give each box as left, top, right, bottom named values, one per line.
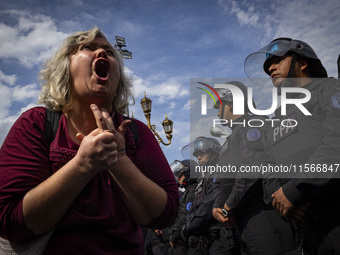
left=0, top=0, right=339, bottom=164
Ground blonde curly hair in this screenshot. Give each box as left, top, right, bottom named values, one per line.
left=38, top=27, right=134, bottom=114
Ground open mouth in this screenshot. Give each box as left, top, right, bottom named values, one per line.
left=94, top=59, right=110, bottom=80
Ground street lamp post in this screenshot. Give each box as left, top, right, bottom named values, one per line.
left=114, top=36, right=173, bottom=143
left=140, top=93, right=173, bottom=146
left=115, top=36, right=132, bottom=59
left=115, top=35, right=132, bottom=116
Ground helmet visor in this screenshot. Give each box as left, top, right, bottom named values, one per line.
left=170, top=160, right=185, bottom=177
left=258, top=39, right=318, bottom=60
left=258, top=39, right=301, bottom=58
left=181, top=137, right=221, bottom=159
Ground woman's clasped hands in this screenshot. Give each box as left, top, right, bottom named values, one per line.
left=74, top=104, right=131, bottom=177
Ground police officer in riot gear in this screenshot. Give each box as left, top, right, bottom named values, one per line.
left=181, top=137, right=239, bottom=255
left=246, top=38, right=340, bottom=254
left=211, top=80, right=300, bottom=254
left=172, top=160, right=198, bottom=189
left=192, top=137, right=221, bottom=166
left=169, top=159, right=198, bottom=255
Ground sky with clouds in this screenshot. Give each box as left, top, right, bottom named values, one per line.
left=0, top=0, right=339, bottom=164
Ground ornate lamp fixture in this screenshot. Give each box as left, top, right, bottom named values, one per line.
left=140, top=93, right=173, bottom=145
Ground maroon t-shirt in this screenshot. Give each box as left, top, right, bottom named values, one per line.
left=0, top=107, right=179, bottom=254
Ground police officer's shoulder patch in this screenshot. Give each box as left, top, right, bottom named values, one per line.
left=246, top=128, right=261, bottom=142
left=331, top=93, right=340, bottom=109
left=186, top=202, right=193, bottom=211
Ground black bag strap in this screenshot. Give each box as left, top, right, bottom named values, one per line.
left=123, top=116, right=139, bottom=145
left=45, top=109, right=62, bottom=146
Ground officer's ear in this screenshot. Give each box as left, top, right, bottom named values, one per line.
left=227, top=103, right=233, bottom=114
left=299, top=59, right=308, bottom=71
left=296, top=58, right=311, bottom=78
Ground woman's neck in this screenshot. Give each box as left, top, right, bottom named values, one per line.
left=63, top=104, right=97, bottom=144
left=63, top=97, right=114, bottom=143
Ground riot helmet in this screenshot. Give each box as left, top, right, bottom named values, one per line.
left=263, top=38, right=327, bottom=77
left=245, top=38, right=327, bottom=88
left=213, top=81, right=256, bottom=116
left=192, top=136, right=221, bottom=157
left=181, top=136, right=222, bottom=163
left=170, top=159, right=198, bottom=187
left=214, top=81, right=247, bottom=106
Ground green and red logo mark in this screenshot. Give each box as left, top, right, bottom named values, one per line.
left=196, top=82, right=222, bottom=114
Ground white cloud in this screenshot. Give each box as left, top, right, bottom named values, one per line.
left=184, top=99, right=195, bottom=110
left=151, top=82, right=187, bottom=103
left=0, top=102, right=36, bottom=147
left=0, top=86, right=42, bottom=147
left=230, top=1, right=259, bottom=27
left=0, top=81, right=39, bottom=121
left=0, top=84, right=11, bottom=119
left=179, top=88, right=189, bottom=97
left=0, top=115, right=19, bottom=147
left=218, top=0, right=260, bottom=27
left=0, top=70, right=16, bottom=86
left=19, top=103, right=39, bottom=114
left=169, top=102, right=176, bottom=109
left=128, top=76, right=149, bottom=99
left=118, top=21, right=143, bottom=36
left=126, top=66, right=189, bottom=103
left=0, top=10, right=69, bottom=68
left=12, top=83, right=40, bottom=102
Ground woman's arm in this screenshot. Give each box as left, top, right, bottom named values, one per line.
left=108, top=156, right=168, bottom=226
left=91, top=104, right=179, bottom=227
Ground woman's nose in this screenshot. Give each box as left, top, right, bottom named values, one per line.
left=95, top=48, right=107, bottom=58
